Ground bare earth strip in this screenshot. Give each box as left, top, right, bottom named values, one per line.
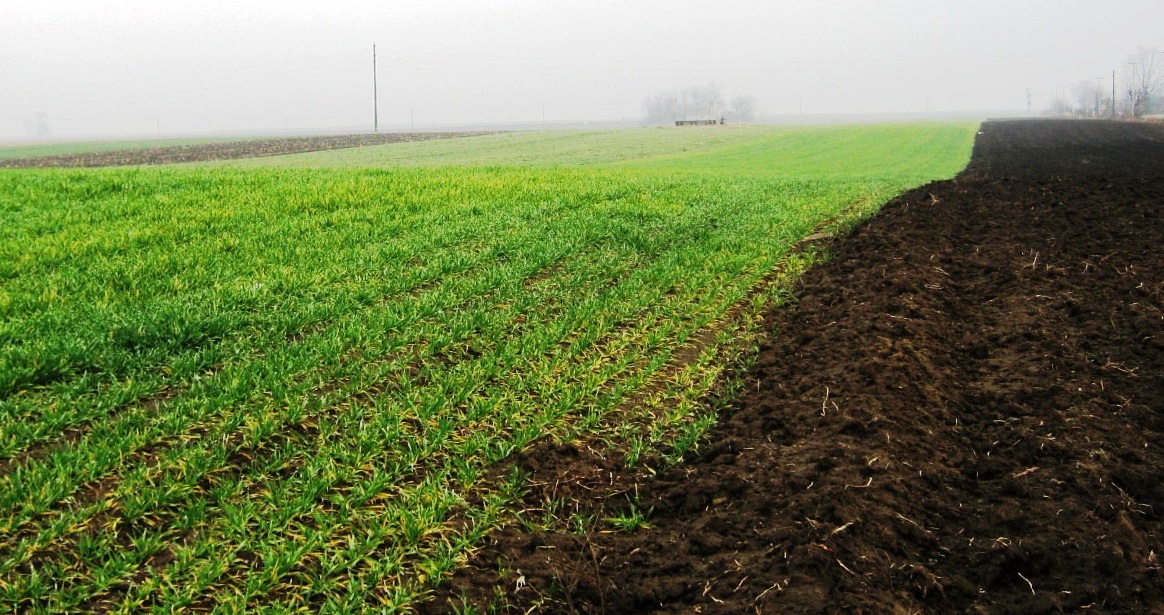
left=0, top=132, right=494, bottom=168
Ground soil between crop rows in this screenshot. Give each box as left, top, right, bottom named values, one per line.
left=428, top=120, right=1164, bottom=614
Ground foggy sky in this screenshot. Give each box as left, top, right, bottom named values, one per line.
left=3, top=0, right=1163, bottom=142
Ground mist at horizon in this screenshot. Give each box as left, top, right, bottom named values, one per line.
left=3, top=0, right=1162, bottom=142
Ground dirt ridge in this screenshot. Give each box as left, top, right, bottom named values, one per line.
left=0, top=132, right=495, bottom=168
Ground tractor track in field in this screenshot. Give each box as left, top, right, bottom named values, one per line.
left=428, top=119, right=1164, bottom=614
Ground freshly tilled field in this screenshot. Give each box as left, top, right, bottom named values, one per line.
left=436, top=120, right=1164, bottom=614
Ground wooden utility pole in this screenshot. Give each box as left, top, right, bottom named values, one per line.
left=373, top=44, right=379, bottom=133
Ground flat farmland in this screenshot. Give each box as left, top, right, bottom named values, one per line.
left=0, top=124, right=976, bottom=613
left=441, top=120, right=1164, bottom=614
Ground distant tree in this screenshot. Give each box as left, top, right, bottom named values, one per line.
left=23, top=113, right=52, bottom=139
left=1046, top=89, right=1071, bottom=117
left=643, top=91, right=683, bottom=124
left=728, top=95, right=758, bottom=122
left=643, top=84, right=746, bottom=124
left=1126, top=47, right=1164, bottom=117
left=1070, top=81, right=1107, bottom=118
left=683, top=84, right=725, bottom=120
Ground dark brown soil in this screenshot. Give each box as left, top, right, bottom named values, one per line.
left=0, top=132, right=494, bottom=168
left=428, top=120, right=1164, bottom=614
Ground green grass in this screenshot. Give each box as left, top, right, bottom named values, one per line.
left=0, top=123, right=977, bottom=613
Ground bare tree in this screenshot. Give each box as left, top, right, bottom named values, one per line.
left=643, top=84, right=749, bottom=124
left=1070, top=81, right=1110, bottom=118
left=643, top=91, right=683, bottom=124
left=1125, top=47, right=1164, bottom=118
left=1046, top=89, right=1072, bottom=117
left=729, top=95, right=758, bottom=122
left=23, top=113, right=52, bottom=139
left=683, top=84, right=724, bottom=120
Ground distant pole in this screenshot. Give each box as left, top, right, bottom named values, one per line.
left=1095, top=77, right=1103, bottom=117
left=1112, top=69, right=1116, bottom=118
left=373, top=44, right=379, bottom=133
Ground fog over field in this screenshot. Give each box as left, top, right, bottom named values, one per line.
left=3, top=0, right=1162, bottom=141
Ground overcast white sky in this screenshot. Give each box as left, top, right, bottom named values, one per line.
left=2, top=0, right=1162, bottom=141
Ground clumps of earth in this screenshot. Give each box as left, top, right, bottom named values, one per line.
left=427, top=119, right=1164, bottom=614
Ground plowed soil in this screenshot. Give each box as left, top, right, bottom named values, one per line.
left=0, top=132, right=492, bottom=168
left=429, top=120, right=1164, bottom=614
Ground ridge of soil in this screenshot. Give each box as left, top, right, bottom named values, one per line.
left=429, top=119, right=1164, bottom=614
left=0, top=132, right=495, bottom=168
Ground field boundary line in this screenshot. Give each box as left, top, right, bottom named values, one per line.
left=0, top=132, right=500, bottom=168
left=417, top=191, right=888, bottom=612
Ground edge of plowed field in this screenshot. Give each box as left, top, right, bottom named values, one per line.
left=421, top=119, right=1164, bottom=614
left=414, top=192, right=892, bottom=613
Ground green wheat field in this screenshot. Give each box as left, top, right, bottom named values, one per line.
left=0, top=123, right=977, bottom=613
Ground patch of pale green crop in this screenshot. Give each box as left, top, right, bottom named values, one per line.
left=0, top=122, right=978, bottom=613
left=616, top=122, right=979, bottom=181
left=213, top=123, right=978, bottom=181
left=209, top=126, right=767, bottom=168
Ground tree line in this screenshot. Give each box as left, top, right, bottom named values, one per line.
left=1049, top=46, right=1163, bottom=118
left=642, top=84, right=758, bottom=124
